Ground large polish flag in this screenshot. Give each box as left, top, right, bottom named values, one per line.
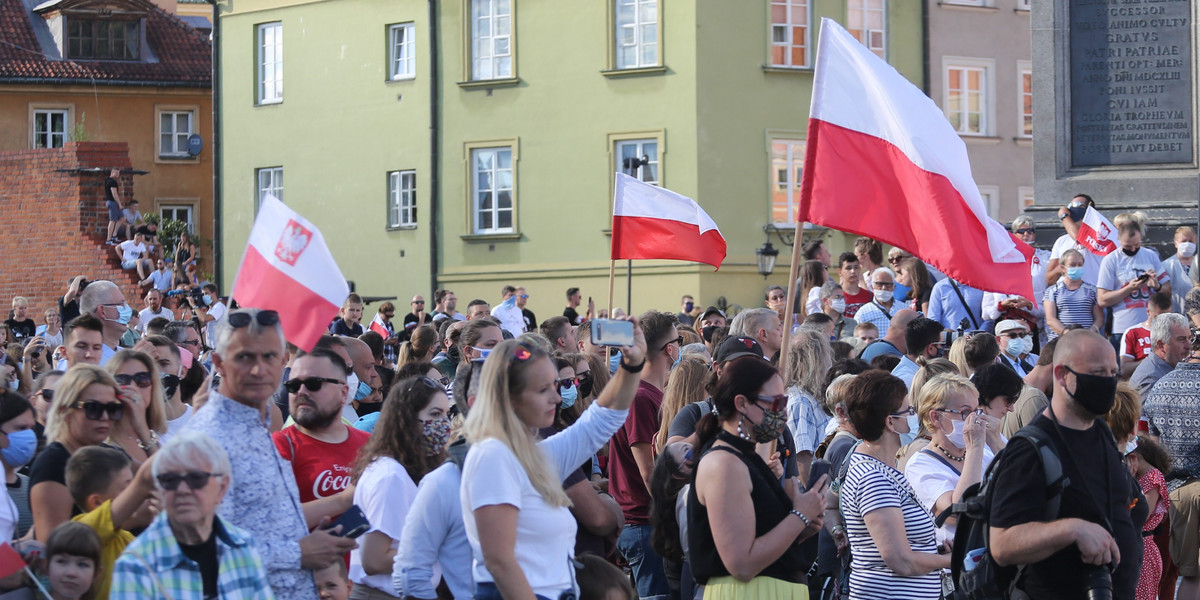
left=611, top=173, right=727, bottom=269
left=231, top=194, right=349, bottom=351
left=798, top=19, right=1034, bottom=299
left=1076, top=206, right=1118, bottom=256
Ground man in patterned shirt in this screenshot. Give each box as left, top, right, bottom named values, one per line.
left=1143, top=332, right=1200, bottom=599
left=184, top=308, right=356, bottom=597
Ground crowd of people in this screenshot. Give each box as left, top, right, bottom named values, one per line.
left=0, top=193, right=1197, bottom=599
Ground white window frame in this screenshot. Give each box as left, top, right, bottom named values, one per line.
left=388, top=170, right=417, bottom=229
left=470, top=146, right=515, bottom=234
left=615, top=138, right=660, bottom=186
left=389, top=23, right=416, bottom=81
left=469, top=0, right=513, bottom=81
left=255, top=167, right=283, bottom=213
left=847, top=0, right=886, bottom=60
left=943, top=57, right=995, bottom=136
left=769, top=0, right=810, bottom=68
left=256, top=22, right=283, bottom=105
left=941, top=0, right=987, bottom=6
left=158, top=110, right=194, bottom=157
left=1018, top=186, right=1035, bottom=208
left=978, top=185, right=1000, bottom=220
left=32, top=108, right=69, bottom=149
left=1017, top=0, right=1030, bottom=10
left=1018, top=60, right=1033, bottom=139
left=159, top=204, right=195, bottom=231
left=770, top=139, right=805, bottom=226
left=614, top=0, right=659, bottom=70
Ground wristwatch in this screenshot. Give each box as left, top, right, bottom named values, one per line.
left=619, top=359, right=645, bottom=373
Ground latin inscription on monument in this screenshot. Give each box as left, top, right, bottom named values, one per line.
left=1071, top=0, right=1193, bottom=166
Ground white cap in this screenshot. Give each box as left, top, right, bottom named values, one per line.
left=995, top=319, right=1029, bottom=334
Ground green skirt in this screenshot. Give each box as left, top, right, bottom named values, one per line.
left=702, top=576, right=809, bottom=600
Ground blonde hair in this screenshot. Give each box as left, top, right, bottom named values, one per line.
left=655, top=357, right=709, bottom=452
left=1113, top=211, right=1148, bottom=236
left=947, top=338, right=970, bottom=376
left=784, top=328, right=832, bottom=400
left=45, top=365, right=120, bottom=444
left=910, top=358, right=961, bottom=414
left=463, top=339, right=571, bottom=507
left=916, top=373, right=977, bottom=432
left=105, top=350, right=167, bottom=434
left=823, top=373, right=857, bottom=416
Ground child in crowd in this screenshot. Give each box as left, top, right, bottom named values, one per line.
left=853, top=322, right=878, bottom=348
left=64, top=447, right=156, bottom=600
left=314, top=560, right=353, bottom=600
left=575, top=554, right=635, bottom=600
left=43, top=521, right=102, bottom=600
left=330, top=294, right=365, bottom=336
left=1127, top=435, right=1172, bottom=600
left=1120, top=291, right=1172, bottom=377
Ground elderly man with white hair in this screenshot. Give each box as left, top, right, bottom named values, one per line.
left=728, top=307, right=783, bottom=361
left=182, top=308, right=356, bottom=597
left=851, top=267, right=899, bottom=339
left=78, top=280, right=130, bottom=365
left=110, top=431, right=275, bottom=599
left=1131, top=312, right=1193, bottom=396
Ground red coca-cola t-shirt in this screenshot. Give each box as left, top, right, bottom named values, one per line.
left=273, top=426, right=371, bottom=504
left=843, top=288, right=873, bottom=319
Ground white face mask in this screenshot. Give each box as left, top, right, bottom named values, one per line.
left=830, top=298, right=846, bottom=314
left=874, top=289, right=893, bottom=304
left=344, top=372, right=358, bottom=405
left=946, top=418, right=966, bottom=448
left=1178, top=241, right=1197, bottom=258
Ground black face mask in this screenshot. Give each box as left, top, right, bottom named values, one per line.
left=1122, top=247, right=1139, bottom=257
left=161, top=374, right=180, bottom=399
left=577, top=373, right=594, bottom=398
left=1063, top=366, right=1119, bottom=415
left=701, top=325, right=720, bottom=343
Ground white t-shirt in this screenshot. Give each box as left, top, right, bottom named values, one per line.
left=1097, top=247, right=1168, bottom=334
left=461, top=438, right=578, bottom=598
left=165, top=404, right=193, bottom=438
left=350, top=457, right=419, bottom=593
left=805, top=286, right=822, bottom=315
left=903, top=446, right=994, bottom=542
left=118, top=240, right=147, bottom=263
left=0, top=487, right=16, bottom=543
left=205, top=301, right=227, bottom=344
left=138, top=307, right=174, bottom=332
left=1049, top=234, right=1101, bottom=287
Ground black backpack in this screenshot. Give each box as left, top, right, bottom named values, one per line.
left=937, top=426, right=1067, bottom=600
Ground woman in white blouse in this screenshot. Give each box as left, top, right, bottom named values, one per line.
left=461, top=318, right=646, bottom=600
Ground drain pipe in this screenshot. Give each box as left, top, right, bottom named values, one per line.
left=206, top=0, right=223, bottom=289
left=427, top=0, right=440, bottom=292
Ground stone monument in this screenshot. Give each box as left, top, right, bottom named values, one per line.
left=1031, top=0, right=1197, bottom=244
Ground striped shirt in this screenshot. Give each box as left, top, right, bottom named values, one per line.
left=1043, top=281, right=1098, bottom=338
left=840, top=453, right=940, bottom=600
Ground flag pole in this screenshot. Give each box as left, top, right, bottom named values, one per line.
left=25, top=566, right=51, bottom=598
left=780, top=221, right=806, bottom=375
left=608, top=260, right=616, bottom=319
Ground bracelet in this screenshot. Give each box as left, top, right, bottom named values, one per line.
left=619, top=359, right=645, bottom=373
left=138, top=431, right=159, bottom=452
left=830, top=524, right=845, bottom=535
left=1059, top=213, right=1069, bottom=220
left=789, top=509, right=810, bottom=527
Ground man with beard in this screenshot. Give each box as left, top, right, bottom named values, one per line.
left=273, top=348, right=369, bottom=508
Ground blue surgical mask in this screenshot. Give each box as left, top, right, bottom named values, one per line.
left=202, top=294, right=214, bottom=306
left=115, top=304, right=133, bottom=325
left=1006, top=336, right=1032, bottom=357
left=560, top=384, right=578, bottom=408
left=0, top=430, right=37, bottom=468
left=354, top=379, right=372, bottom=401
left=1066, top=266, right=1085, bottom=281
left=502, top=295, right=517, bottom=309
left=471, top=346, right=492, bottom=359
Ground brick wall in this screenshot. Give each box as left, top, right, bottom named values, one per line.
left=0, top=142, right=147, bottom=319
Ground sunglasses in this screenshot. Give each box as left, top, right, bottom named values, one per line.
left=889, top=406, right=917, bottom=417
left=71, top=400, right=124, bottom=421
left=114, top=372, right=153, bottom=388
left=556, top=377, right=577, bottom=392
left=662, top=336, right=684, bottom=350
left=227, top=310, right=280, bottom=329
left=178, top=339, right=200, bottom=347
left=413, top=301, right=425, bottom=305
left=156, top=471, right=220, bottom=491
left=1003, top=332, right=1029, bottom=339
left=284, top=377, right=344, bottom=394
left=888, top=256, right=909, bottom=264
left=411, top=376, right=443, bottom=391
left=755, top=394, right=788, bottom=412
left=36, top=389, right=53, bottom=402
left=1015, top=228, right=1036, bottom=235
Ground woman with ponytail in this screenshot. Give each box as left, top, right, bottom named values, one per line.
left=397, top=325, right=438, bottom=367
left=461, top=317, right=647, bottom=600
left=687, top=357, right=828, bottom=597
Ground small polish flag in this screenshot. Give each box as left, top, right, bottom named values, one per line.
left=369, top=313, right=391, bottom=338
left=1075, top=206, right=1118, bottom=256
left=798, top=19, right=1034, bottom=299
left=231, top=194, right=349, bottom=352
left=611, top=173, right=726, bottom=269
left=0, top=543, right=24, bottom=579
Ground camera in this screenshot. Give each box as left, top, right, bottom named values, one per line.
left=1084, top=565, right=1112, bottom=600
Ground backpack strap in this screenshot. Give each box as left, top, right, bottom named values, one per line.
left=948, top=280, right=981, bottom=330
left=1013, top=425, right=1069, bottom=521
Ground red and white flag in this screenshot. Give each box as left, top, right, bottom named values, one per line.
left=798, top=19, right=1034, bottom=299
left=611, top=173, right=726, bottom=269
left=0, top=543, right=25, bottom=579
left=231, top=194, right=349, bottom=352
left=368, top=312, right=391, bottom=338
left=1075, top=206, right=1118, bottom=256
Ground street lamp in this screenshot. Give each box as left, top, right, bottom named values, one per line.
left=756, top=242, right=779, bottom=278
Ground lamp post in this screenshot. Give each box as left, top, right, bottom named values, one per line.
left=756, top=242, right=779, bottom=278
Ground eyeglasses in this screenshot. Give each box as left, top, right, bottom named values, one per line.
left=70, top=400, right=124, bottom=421
left=1002, top=332, right=1029, bottom=339
left=1015, top=228, right=1036, bottom=235
left=36, top=389, right=53, bottom=403
left=556, top=377, right=577, bottom=393
left=156, top=471, right=220, bottom=491
left=662, top=336, right=684, bottom=350
left=114, top=372, right=153, bottom=388
left=227, top=310, right=280, bottom=329
left=889, top=406, right=917, bottom=417
left=284, top=377, right=345, bottom=394
left=412, top=301, right=425, bottom=305
left=872, top=281, right=894, bottom=289
left=934, top=408, right=975, bottom=421
left=755, top=394, right=788, bottom=412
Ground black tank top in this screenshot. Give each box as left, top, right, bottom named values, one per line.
left=687, top=430, right=807, bottom=584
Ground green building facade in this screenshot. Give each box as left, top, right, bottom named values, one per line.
left=219, top=0, right=923, bottom=317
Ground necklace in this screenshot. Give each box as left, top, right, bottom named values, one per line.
left=933, top=442, right=965, bottom=462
